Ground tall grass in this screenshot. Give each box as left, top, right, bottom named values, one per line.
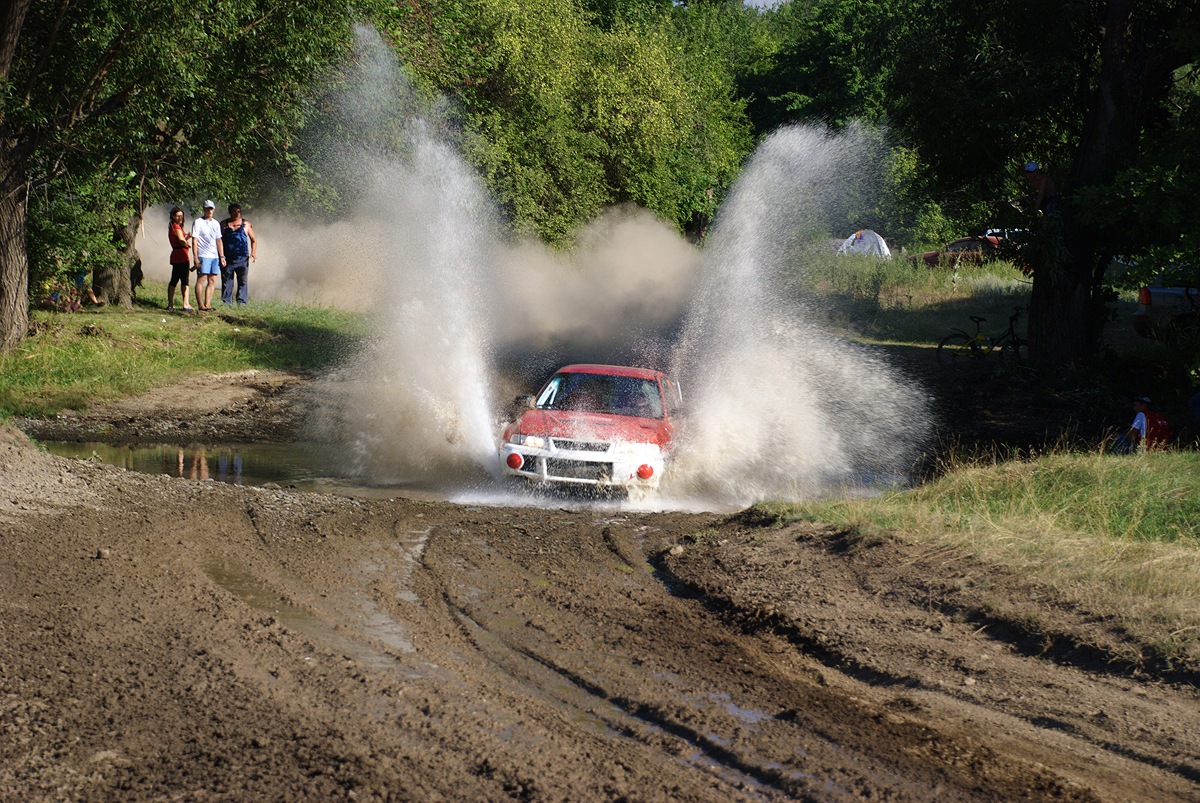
left=0, top=282, right=368, bottom=416
left=787, top=246, right=1033, bottom=344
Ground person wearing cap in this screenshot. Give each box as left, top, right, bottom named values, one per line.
left=1023, top=161, right=1059, bottom=214
left=1113, top=395, right=1171, bottom=453
left=191, top=200, right=225, bottom=311
left=219, top=202, right=257, bottom=305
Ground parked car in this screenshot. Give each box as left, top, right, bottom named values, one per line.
left=498, top=364, right=681, bottom=492
left=915, top=235, right=1002, bottom=268
left=1131, top=275, right=1199, bottom=345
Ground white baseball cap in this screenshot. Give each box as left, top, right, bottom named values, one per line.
left=203, top=200, right=215, bottom=208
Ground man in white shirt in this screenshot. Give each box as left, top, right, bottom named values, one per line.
left=191, top=200, right=225, bottom=311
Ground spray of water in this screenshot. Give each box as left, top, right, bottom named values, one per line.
left=137, top=28, right=929, bottom=509
left=666, top=126, right=930, bottom=505
left=303, top=27, right=499, bottom=485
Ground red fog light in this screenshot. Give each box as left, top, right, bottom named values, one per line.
left=506, top=453, right=524, bottom=470
left=637, top=464, right=654, bottom=480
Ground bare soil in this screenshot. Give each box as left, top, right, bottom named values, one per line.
left=3, top=369, right=1199, bottom=801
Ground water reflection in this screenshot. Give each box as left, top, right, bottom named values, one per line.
left=44, top=442, right=316, bottom=488
left=40, top=441, right=452, bottom=501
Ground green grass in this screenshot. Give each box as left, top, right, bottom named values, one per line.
left=769, top=451, right=1200, bottom=543
left=788, top=247, right=1035, bottom=344
left=0, top=280, right=368, bottom=417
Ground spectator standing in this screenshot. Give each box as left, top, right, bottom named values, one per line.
left=191, top=200, right=225, bottom=311
left=166, top=206, right=193, bottom=311
left=219, top=203, right=257, bottom=305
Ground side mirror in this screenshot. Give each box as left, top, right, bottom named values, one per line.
left=513, top=394, right=535, bottom=413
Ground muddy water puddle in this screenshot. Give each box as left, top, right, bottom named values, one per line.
left=204, top=559, right=420, bottom=674
left=41, top=440, right=752, bottom=512
left=41, top=441, right=450, bottom=500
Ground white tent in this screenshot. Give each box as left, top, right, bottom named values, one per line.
left=836, top=229, right=891, bottom=258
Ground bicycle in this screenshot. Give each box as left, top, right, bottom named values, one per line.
left=937, top=307, right=1028, bottom=367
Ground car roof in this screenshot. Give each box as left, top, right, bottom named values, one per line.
left=556, top=364, right=665, bottom=380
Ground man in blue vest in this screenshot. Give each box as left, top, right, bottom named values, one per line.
left=219, top=202, right=258, bottom=305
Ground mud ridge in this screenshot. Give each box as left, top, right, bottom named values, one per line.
left=713, top=509, right=1200, bottom=686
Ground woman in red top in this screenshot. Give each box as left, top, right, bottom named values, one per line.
left=167, top=206, right=193, bottom=311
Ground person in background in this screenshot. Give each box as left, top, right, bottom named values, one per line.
left=71, top=267, right=101, bottom=310
left=191, top=200, right=225, bottom=311
left=166, top=206, right=193, bottom=311
left=219, top=202, right=257, bottom=305
left=1112, top=395, right=1171, bottom=453
left=1023, top=161, right=1060, bottom=214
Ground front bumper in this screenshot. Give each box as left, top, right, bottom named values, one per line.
left=499, top=438, right=664, bottom=489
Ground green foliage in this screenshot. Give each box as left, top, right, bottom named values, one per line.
left=766, top=0, right=897, bottom=127
left=885, top=0, right=1092, bottom=223
left=877, top=146, right=958, bottom=246
left=4, top=0, right=355, bottom=298
left=372, top=0, right=753, bottom=244
left=1076, top=66, right=1200, bottom=286
left=25, top=166, right=134, bottom=299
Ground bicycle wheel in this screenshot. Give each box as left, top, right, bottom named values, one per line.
left=1169, top=313, right=1200, bottom=347
left=1001, top=337, right=1028, bottom=362
left=937, top=332, right=984, bottom=367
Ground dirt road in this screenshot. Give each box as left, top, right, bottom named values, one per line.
left=3, top=372, right=1198, bottom=800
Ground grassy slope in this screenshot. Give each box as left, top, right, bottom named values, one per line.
left=1, top=282, right=367, bottom=417
left=759, top=451, right=1200, bottom=670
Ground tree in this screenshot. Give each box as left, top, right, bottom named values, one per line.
left=374, top=0, right=753, bottom=244
left=0, top=0, right=351, bottom=349
left=886, top=0, right=1199, bottom=365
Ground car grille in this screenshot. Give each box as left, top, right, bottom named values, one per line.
left=552, top=439, right=609, bottom=452
left=545, top=458, right=612, bottom=482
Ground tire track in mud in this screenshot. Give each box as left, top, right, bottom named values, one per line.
left=6, top=425, right=1198, bottom=801
left=413, top=513, right=1107, bottom=801
left=444, top=592, right=805, bottom=797
left=653, top=519, right=1200, bottom=801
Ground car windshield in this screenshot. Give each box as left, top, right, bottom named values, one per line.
left=536, top=373, right=664, bottom=419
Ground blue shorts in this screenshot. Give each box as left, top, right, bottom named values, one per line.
left=197, top=257, right=221, bottom=275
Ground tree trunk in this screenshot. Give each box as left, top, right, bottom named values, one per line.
left=0, top=153, right=29, bottom=350
left=1026, top=0, right=1179, bottom=367
left=1027, top=260, right=1090, bottom=366
left=96, top=212, right=141, bottom=308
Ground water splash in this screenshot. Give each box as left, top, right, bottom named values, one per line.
left=667, top=126, right=930, bottom=505
left=308, top=27, right=499, bottom=485
left=138, top=29, right=929, bottom=509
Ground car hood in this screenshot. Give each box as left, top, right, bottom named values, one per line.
left=513, top=409, right=671, bottom=447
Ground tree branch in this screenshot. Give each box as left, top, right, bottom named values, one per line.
left=22, top=0, right=70, bottom=104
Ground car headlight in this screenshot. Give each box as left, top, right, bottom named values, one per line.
left=507, top=434, right=547, bottom=449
